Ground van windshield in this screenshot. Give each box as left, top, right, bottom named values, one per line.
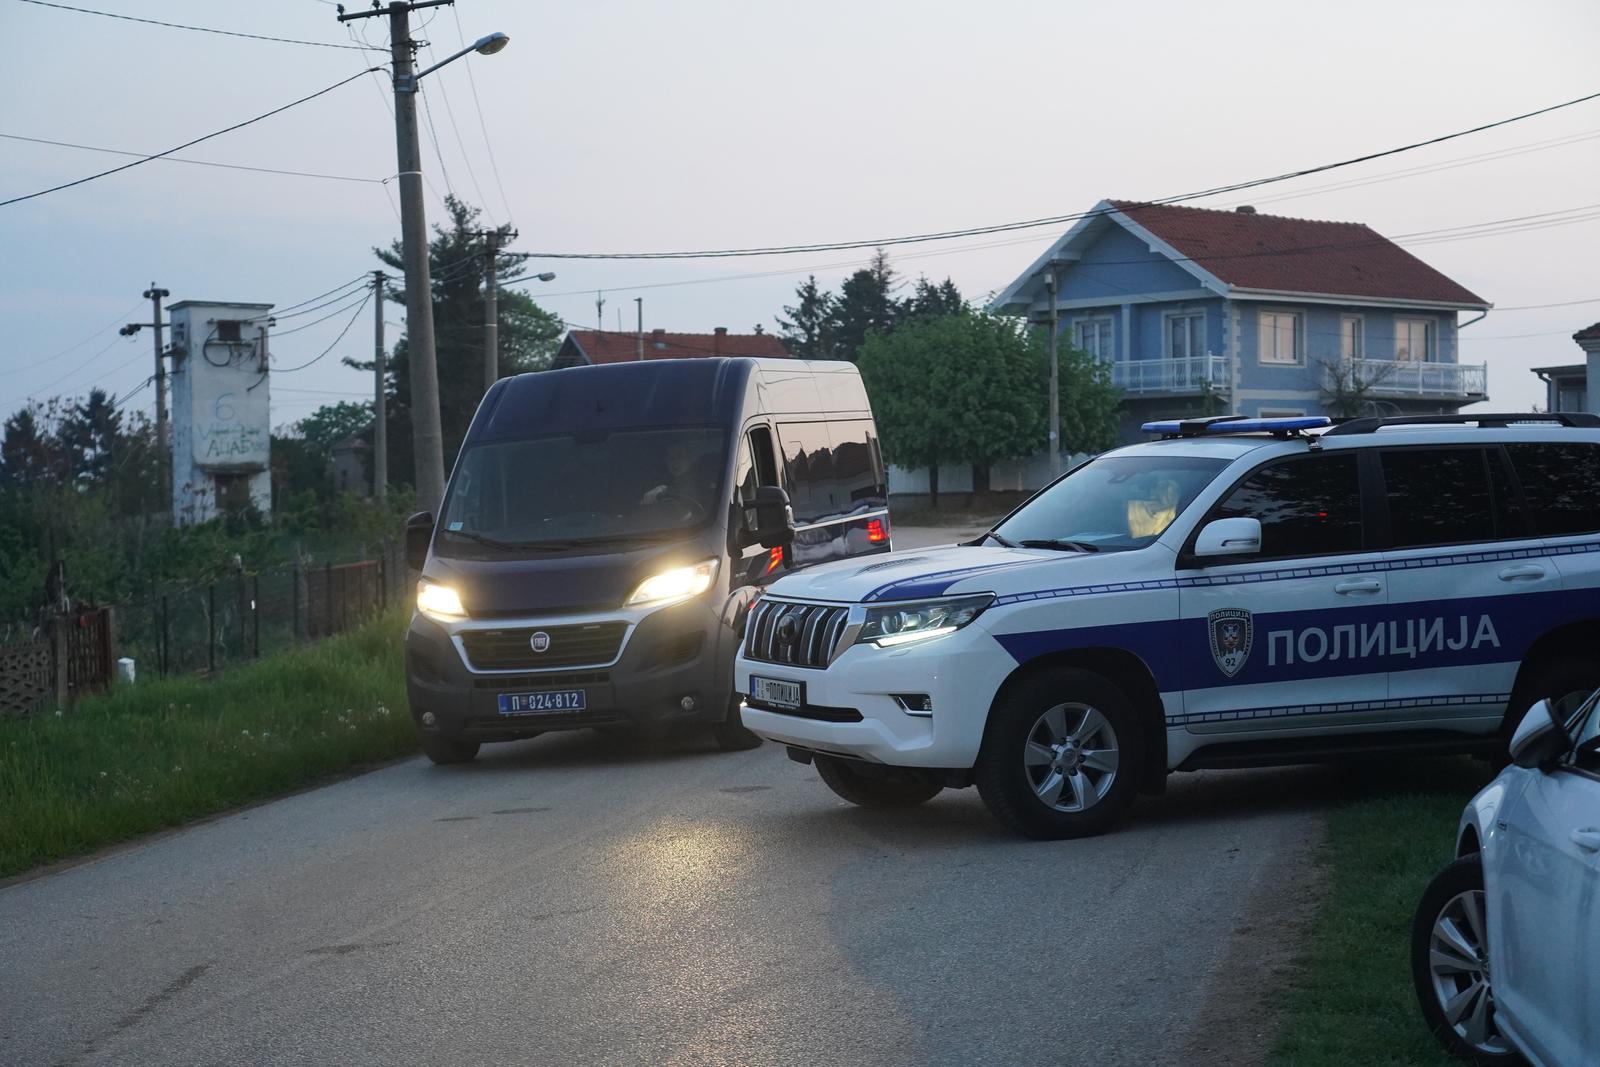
left=437, top=426, right=728, bottom=555
left=990, top=454, right=1228, bottom=551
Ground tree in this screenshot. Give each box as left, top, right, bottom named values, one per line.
left=1319, top=357, right=1401, bottom=419
left=356, top=196, right=564, bottom=489
left=903, top=276, right=965, bottom=320
left=1, top=407, right=57, bottom=487
left=776, top=275, right=836, bottom=359
left=859, top=310, right=1120, bottom=504
left=831, top=249, right=900, bottom=361
left=58, top=388, right=123, bottom=488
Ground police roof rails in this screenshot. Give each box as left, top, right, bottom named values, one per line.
left=1323, top=412, right=1600, bottom=436
left=1141, top=414, right=1333, bottom=439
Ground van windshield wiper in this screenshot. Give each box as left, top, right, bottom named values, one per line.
left=984, top=530, right=1019, bottom=548
left=443, top=530, right=572, bottom=552
left=1018, top=538, right=1100, bottom=553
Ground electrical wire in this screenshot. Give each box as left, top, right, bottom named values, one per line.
left=452, top=3, right=513, bottom=225
left=418, top=82, right=455, bottom=201
left=422, top=37, right=492, bottom=223
left=0, top=132, right=385, bottom=185
left=270, top=289, right=373, bottom=337
left=9, top=299, right=144, bottom=373
left=0, top=68, right=381, bottom=208
left=26, top=334, right=136, bottom=400
left=14, top=0, right=381, bottom=49
left=274, top=290, right=373, bottom=372
left=521, top=89, right=1600, bottom=260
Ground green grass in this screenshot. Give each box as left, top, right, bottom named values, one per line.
left=0, top=610, right=415, bottom=878
left=1269, top=758, right=1499, bottom=1067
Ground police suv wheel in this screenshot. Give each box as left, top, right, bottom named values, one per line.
left=975, top=668, right=1142, bottom=839
left=814, top=755, right=943, bottom=808
left=419, top=733, right=480, bottom=765
left=1411, top=855, right=1519, bottom=1065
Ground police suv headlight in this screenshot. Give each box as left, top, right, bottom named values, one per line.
left=626, top=559, right=718, bottom=607
left=855, top=593, right=994, bottom=648
left=416, top=579, right=467, bottom=621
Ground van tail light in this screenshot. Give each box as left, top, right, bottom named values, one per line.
left=867, top=517, right=888, bottom=544
left=765, top=545, right=785, bottom=573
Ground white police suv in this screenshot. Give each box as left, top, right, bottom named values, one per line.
left=736, top=413, right=1600, bottom=839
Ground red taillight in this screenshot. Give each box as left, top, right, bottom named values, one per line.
left=765, top=545, right=784, bottom=573
left=867, top=517, right=888, bottom=543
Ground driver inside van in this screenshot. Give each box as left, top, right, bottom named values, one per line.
left=640, top=440, right=717, bottom=510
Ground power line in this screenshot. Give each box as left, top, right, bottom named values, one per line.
left=1493, top=296, right=1600, bottom=311
left=274, top=290, right=373, bottom=372
left=8, top=298, right=143, bottom=372
left=0, top=68, right=380, bottom=208
left=418, top=82, right=455, bottom=200
left=271, top=289, right=373, bottom=336
left=15, top=0, right=381, bottom=49
left=26, top=334, right=135, bottom=401
left=422, top=37, right=492, bottom=222
left=452, top=3, right=513, bottom=224
left=522, top=88, right=1600, bottom=260
left=0, top=132, right=385, bottom=185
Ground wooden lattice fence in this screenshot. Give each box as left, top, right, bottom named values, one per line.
left=0, top=635, right=54, bottom=719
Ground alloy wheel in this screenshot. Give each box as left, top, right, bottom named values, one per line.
left=1426, top=888, right=1509, bottom=1056
left=1022, top=702, right=1120, bottom=812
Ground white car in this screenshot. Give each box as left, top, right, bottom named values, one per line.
left=736, top=413, right=1600, bottom=838
left=1412, top=689, right=1600, bottom=1066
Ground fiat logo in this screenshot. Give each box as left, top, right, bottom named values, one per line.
left=530, top=631, right=551, bottom=653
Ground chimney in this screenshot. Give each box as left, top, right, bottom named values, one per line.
left=713, top=326, right=726, bottom=355
left=651, top=328, right=666, bottom=351
left=1235, top=205, right=1257, bottom=214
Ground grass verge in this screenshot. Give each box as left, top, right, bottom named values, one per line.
left=1268, top=757, right=1498, bottom=1067
left=0, top=610, right=413, bottom=878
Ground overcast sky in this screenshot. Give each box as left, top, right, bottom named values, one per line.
left=2, top=0, right=1597, bottom=431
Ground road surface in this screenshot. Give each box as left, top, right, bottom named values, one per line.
left=2, top=526, right=1334, bottom=1066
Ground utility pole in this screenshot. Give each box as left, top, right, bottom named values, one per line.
left=595, top=291, right=605, bottom=334
left=482, top=229, right=501, bottom=395
left=372, top=270, right=387, bottom=501
left=121, top=284, right=170, bottom=449
left=1045, top=267, right=1061, bottom=476
left=635, top=297, right=643, bottom=360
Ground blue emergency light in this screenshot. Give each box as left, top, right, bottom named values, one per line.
left=1141, top=415, right=1332, bottom=437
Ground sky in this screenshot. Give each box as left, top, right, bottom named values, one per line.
left=2, top=0, right=1598, bottom=433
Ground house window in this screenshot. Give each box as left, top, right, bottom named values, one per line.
left=1340, top=315, right=1363, bottom=360
left=1258, top=309, right=1303, bottom=365
left=1072, top=318, right=1114, bottom=360
left=1395, top=318, right=1432, bottom=361
left=1164, top=312, right=1205, bottom=359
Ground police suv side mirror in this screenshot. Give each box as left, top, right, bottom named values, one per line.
left=1193, top=517, right=1262, bottom=559
left=405, top=511, right=435, bottom=572
left=1510, top=698, right=1573, bottom=770
left=747, top=485, right=796, bottom=549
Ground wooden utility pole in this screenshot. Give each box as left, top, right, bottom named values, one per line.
left=372, top=270, right=387, bottom=500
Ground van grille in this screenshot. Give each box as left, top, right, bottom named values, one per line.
left=744, top=599, right=850, bottom=669
left=458, top=622, right=628, bottom=671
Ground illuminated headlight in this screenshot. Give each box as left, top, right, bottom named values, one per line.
left=626, top=559, right=718, bottom=607
left=416, top=579, right=467, bottom=621
left=855, top=593, right=994, bottom=648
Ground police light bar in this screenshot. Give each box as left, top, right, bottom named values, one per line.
left=1142, top=416, right=1332, bottom=437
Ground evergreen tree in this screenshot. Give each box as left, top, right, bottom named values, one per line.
left=776, top=275, right=836, bottom=359
left=831, top=249, right=900, bottom=361
left=58, top=388, right=123, bottom=488
left=903, top=276, right=965, bottom=320
left=1, top=407, right=56, bottom=487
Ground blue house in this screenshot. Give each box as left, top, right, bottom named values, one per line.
left=991, top=200, right=1491, bottom=438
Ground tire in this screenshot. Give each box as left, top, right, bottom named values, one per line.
left=419, top=733, right=480, bottom=765
left=712, top=694, right=763, bottom=752
left=814, top=755, right=942, bottom=808
left=1411, top=855, right=1520, bottom=1065
left=974, top=668, right=1142, bottom=840
left=1503, top=655, right=1600, bottom=756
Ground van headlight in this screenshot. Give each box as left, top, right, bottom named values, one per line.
left=416, top=579, right=467, bottom=621
left=626, top=559, right=718, bottom=607
left=856, top=593, right=994, bottom=648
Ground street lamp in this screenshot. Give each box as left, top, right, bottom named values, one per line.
left=397, top=32, right=511, bottom=91
left=534, top=272, right=556, bottom=282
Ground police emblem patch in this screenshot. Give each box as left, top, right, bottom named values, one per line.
left=1207, top=608, right=1253, bottom=678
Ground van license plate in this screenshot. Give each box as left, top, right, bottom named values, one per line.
left=750, top=675, right=803, bottom=710
left=498, top=690, right=586, bottom=715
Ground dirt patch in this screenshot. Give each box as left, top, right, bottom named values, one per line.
left=1180, top=816, right=1331, bottom=1066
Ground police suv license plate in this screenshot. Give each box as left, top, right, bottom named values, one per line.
left=498, top=690, right=586, bottom=716
left=749, top=675, right=803, bottom=710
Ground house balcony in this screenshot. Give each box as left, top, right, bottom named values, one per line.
left=1336, top=358, right=1488, bottom=401
left=1109, top=354, right=1230, bottom=397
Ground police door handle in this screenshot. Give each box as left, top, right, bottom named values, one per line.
left=1333, top=579, right=1382, bottom=595
left=1498, top=565, right=1546, bottom=582
left=1571, top=829, right=1600, bottom=853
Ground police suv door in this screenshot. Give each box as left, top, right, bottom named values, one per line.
left=1176, top=450, right=1389, bottom=735
left=1374, top=445, right=1543, bottom=732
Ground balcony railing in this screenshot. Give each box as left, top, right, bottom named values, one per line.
left=1339, top=358, right=1487, bottom=399
left=1110, top=354, right=1230, bottom=396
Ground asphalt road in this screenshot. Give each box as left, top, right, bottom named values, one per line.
left=2, top=525, right=1330, bottom=1067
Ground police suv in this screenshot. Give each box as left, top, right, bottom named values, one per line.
left=735, top=413, right=1600, bottom=839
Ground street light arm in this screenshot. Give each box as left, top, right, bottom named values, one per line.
left=395, top=32, right=509, bottom=92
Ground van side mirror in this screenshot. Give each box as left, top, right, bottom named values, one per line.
left=405, top=511, right=435, bottom=572
left=1194, top=517, right=1262, bottom=559
left=1510, top=698, right=1574, bottom=769
left=746, top=485, right=796, bottom=549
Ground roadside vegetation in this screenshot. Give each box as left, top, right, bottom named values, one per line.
left=1269, top=757, right=1497, bottom=1067
left=0, top=610, right=412, bottom=878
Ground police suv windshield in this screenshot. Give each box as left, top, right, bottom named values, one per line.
left=990, top=454, right=1227, bottom=552
left=437, top=426, right=727, bottom=556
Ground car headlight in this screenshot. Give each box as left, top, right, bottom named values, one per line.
left=855, top=593, right=994, bottom=648
left=626, top=559, right=719, bottom=607
left=416, top=579, right=467, bottom=621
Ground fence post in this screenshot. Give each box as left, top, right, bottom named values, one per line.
left=207, top=584, right=216, bottom=673
left=378, top=552, right=387, bottom=613
left=102, top=606, right=117, bottom=685
left=324, top=562, right=333, bottom=637
left=51, top=615, right=69, bottom=711
left=292, top=560, right=301, bottom=643
left=160, top=595, right=169, bottom=677
left=252, top=575, right=261, bottom=659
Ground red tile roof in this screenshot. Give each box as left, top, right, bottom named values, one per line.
left=1109, top=200, right=1488, bottom=307
left=564, top=329, right=790, bottom=364
left=1575, top=322, right=1600, bottom=343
